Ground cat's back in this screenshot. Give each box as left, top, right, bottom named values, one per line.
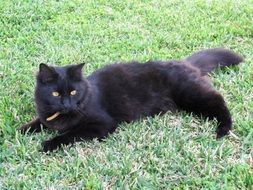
left=88, top=61, right=145, bottom=79
left=87, top=61, right=171, bottom=83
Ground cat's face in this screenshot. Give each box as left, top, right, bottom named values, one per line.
left=35, top=63, right=89, bottom=118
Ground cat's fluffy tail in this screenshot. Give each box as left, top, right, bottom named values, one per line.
left=185, top=48, right=243, bottom=75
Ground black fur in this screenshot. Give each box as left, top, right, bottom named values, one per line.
left=19, top=48, right=243, bottom=152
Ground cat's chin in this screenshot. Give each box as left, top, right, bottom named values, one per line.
left=52, top=125, right=66, bottom=132
left=42, top=111, right=80, bottom=132
left=45, top=121, right=70, bottom=132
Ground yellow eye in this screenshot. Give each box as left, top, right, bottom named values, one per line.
left=52, top=91, right=60, bottom=97
left=70, top=90, right=76, bottom=96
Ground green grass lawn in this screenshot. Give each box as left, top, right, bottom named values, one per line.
left=1, top=0, right=253, bottom=189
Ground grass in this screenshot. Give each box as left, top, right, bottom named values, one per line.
left=0, top=0, right=253, bottom=189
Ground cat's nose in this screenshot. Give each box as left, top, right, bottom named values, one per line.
left=61, top=106, right=71, bottom=114
left=61, top=108, right=70, bottom=114
left=62, top=99, right=71, bottom=113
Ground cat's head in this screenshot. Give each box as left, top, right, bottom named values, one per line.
left=35, top=63, right=90, bottom=124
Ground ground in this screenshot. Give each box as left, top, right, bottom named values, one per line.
left=0, top=0, right=252, bottom=189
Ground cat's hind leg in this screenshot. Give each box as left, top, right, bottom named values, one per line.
left=173, top=78, right=232, bottom=138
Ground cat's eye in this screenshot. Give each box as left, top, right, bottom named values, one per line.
left=52, top=91, right=60, bottom=97
left=70, top=90, right=77, bottom=96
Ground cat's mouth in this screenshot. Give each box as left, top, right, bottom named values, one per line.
left=46, top=109, right=75, bottom=121
left=46, top=112, right=60, bottom=121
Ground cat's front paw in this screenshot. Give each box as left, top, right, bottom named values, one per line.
left=42, top=139, right=59, bottom=152
left=18, top=124, right=31, bottom=133
left=18, top=118, right=43, bottom=134
left=18, top=123, right=39, bottom=134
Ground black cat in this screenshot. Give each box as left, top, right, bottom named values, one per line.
left=19, top=48, right=243, bottom=152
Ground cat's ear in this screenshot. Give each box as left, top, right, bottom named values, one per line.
left=67, top=63, right=85, bottom=81
left=38, top=63, right=58, bottom=83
